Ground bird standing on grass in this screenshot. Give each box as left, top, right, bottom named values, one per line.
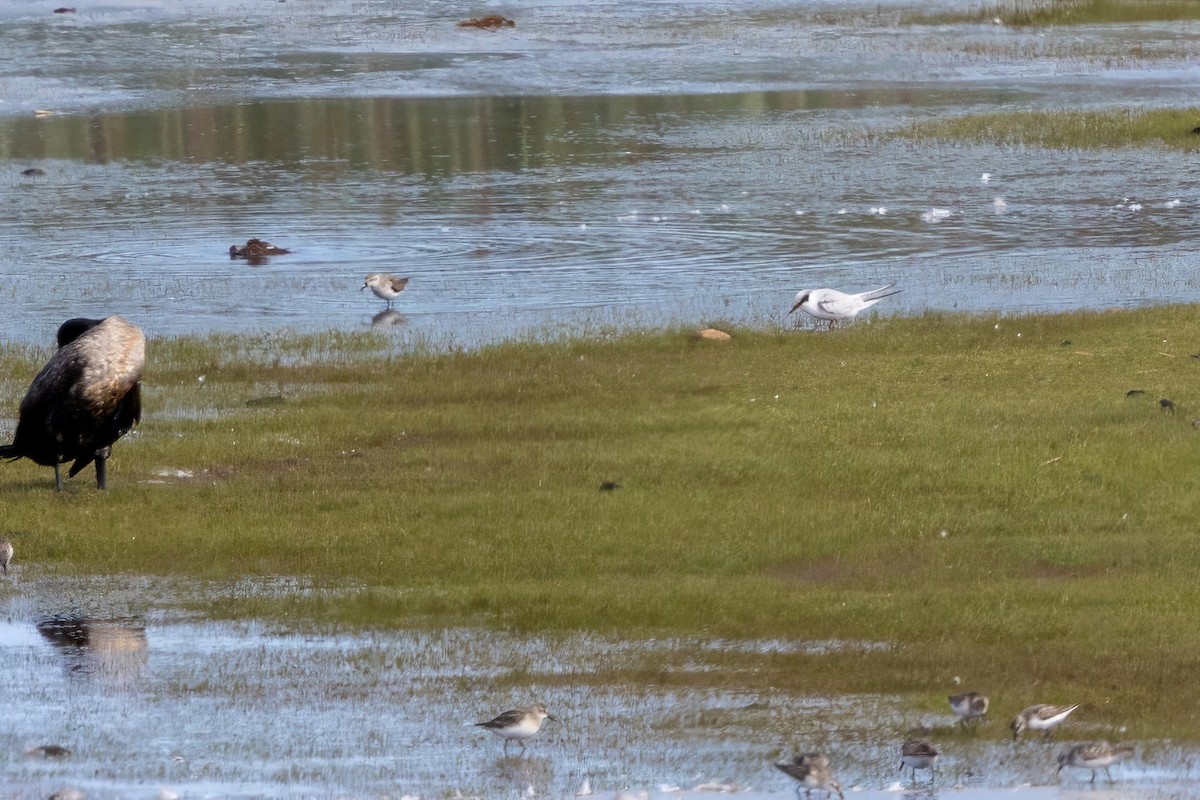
left=1011, top=704, right=1078, bottom=740
left=0, top=316, right=144, bottom=490
left=0, top=537, right=12, bottom=574
left=788, top=285, right=900, bottom=329
left=362, top=274, right=410, bottom=307
left=948, top=691, right=989, bottom=726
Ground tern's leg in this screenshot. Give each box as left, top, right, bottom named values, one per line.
left=1105, top=767, right=1114, bottom=784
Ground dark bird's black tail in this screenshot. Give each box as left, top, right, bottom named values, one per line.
left=0, top=443, right=18, bottom=460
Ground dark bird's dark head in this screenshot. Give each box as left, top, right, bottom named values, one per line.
left=56, top=318, right=104, bottom=348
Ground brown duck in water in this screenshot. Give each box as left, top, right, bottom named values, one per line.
left=229, top=239, right=291, bottom=260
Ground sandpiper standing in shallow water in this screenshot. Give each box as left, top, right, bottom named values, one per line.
left=475, top=704, right=554, bottom=751
left=900, top=738, right=939, bottom=784
left=774, top=752, right=844, bottom=798
left=362, top=274, right=410, bottom=308
left=0, top=537, right=11, bottom=574
left=1057, top=741, right=1134, bottom=783
left=1011, top=704, right=1078, bottom=740
left=948, top=691, right=989, bottom=726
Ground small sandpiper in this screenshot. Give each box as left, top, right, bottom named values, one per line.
left=774, top=752, right=843, bottom=798
left=362, top=273, right=410, bottom=307
left=1011, top=703, right=1078, bottom=740
left=899, top=738, right=938, bottom=784
left=1057, top=741, right=1134, bottom=784
left=0, top=537, right=12, bottom=573
left=475, top=703, right=554, bottom=751
left=948, top=691, right=989, bottom=726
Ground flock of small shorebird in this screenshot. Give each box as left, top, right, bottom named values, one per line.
left=475, top=694, right=1135, bottom=797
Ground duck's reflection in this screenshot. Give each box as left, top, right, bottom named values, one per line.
left=36, top=614, right=148, bottom=682
left=371, top=309, right=406, bottom=329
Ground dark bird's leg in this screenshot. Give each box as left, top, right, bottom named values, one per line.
left=94, top=447, right=111, bottom=490
left=53, top=462, right=63, bottom=491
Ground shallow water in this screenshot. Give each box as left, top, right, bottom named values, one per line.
left=2, top=573, right=1199, bottom=798
left=0, top=0, right=1198, bottom=346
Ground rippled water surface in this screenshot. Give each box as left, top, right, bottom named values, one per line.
left=2, top=573, right=1199, bottom=799
left=1, top=0, right=1198, bottom=345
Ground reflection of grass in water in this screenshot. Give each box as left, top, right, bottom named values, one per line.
left=6, top=310, right=1200, bottom=735
left=895, top=107, right=1200, bottom=151
left=917, top=0, right=1200, bottom=25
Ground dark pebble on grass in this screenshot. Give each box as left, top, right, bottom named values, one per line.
left=245, top=394, right=285, bottom=407
left=1126, top=389, right=1145, bottom=397
left=599, top=481, right=621, bottom=492
left=1160, top=399, right=1176, bottom=413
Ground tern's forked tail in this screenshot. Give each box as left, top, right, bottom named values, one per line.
left=863, top=284, right=902, bottom=301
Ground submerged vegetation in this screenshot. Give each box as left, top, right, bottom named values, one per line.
left=897, top=107, right=1200, bottom=151
left=4, top=308, right=1200, bottom=734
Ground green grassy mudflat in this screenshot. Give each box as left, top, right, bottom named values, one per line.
left=3, top=308, right=1200, bottom=734
left=897, top=107, right=1200, bottom=151
left=918, top=0, right=1200, bottom=25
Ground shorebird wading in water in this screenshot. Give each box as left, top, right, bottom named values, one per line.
left=899, top=738, right=939, bottom=784
left=788, top=285, right=900, bottom=329
left=1057, top=741, right=1134, bottom=784
left=362, top=274, right=410, bottom=307
left=475, top=704, right=554, bottom=751
left=774, top=752, right=844, bottom=798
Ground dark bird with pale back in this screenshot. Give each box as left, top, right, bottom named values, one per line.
left=0, top=316, right=144, bottom=490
